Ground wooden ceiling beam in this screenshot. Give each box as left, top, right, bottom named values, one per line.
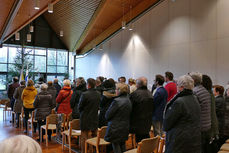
left=0, top=0, right=23, bottom=44
left=78, top=0, right=159, bottom=55
left=3, top=0, right=60, bottom=43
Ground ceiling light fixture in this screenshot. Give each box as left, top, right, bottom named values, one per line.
left=60, top=30, right=64, bottom=37
left=48, top=3, right=53, bottom=13
left=128, top=4, right=134, bottom=31
left=30, top=25, right=34, bottom=32
left=122, top=21, right=126, bottom=30
left=34, top=0, right=40, bottom=10
left=27, top=33, right=31, bottom=42
left=121, top=1, right=126, bottom=30
left=129, top=23, right=133, bottom=31
left=99, top=44, right=103, bottom=50
left=15, top=32, right=20, bottom=41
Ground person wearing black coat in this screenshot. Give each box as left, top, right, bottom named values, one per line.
left=163, top=75, right=201, bottom=153
left=129, top=77, right=154, bottom=143
left=78, top=78, right=101, bottom=153
left=70, top=77, right=87, bottom=119
left=105, top=83, right=132, bottom=153
left=34, top=84, right=52, bottom=141
left=53, top=78, right=61, bottom=97
left=99, top=79, right=116, bottom=128
left=47, top=81, right=57, bottom=109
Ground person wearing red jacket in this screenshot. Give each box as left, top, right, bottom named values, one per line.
left=164, top=72, right=177, bottom=102
left=56, top=79, right=73, bottom=115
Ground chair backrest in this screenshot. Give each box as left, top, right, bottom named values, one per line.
left=138, top=136, right=160, bottom=153
left=158, top=137, right=165, bottom=153
left=96, top=126, right=108, bottom=145
left=46, top=114, right=58, bottom=125
left=66, top=112, right=73, bottom=129
left=70, top=119, right=80, bottom=130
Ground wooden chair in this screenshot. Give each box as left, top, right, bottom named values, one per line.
left=3, top=100, right=11, bottom=121
left=40, top=114, right=58, bottom=146
left=129, top=134, right=137, bottom=149
left=66, top=113, right=73, bottom=130
left=85, top=126, right=110, bottom=153
left=150, top=126, right=154, bottom=138
left=27, top=111, right=37, bottom=136
left=221, top=143, right=229, bottom=151
left=218, top=151, right=229, bottom=153
left=62, top=119, right=81, bottom=153
left=19, top=107, right=24, bottom=129
left=125, top=136, right=160, bottom=153
left=157, top=135, right=165, bottom=153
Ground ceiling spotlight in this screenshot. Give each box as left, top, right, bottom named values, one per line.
left=99, top=44, right=103, bottom=50
left=15, top=32, right=20, bottom=41
left=48, top=3, right=53, bottom=13
left=30, top=25, right=34, bottom=32
left=60, top=30, right=64, bottom=37
left=34, top=0, right=40, bottom=10
left=27, top=34, right=31, bottom=42
left=129, top=23, right=133, bottom=31
left=122, top=21, right=126, bottom=30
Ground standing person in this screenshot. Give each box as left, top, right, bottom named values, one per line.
left=34, top=84, right=52, bottom=141
left=202, top=74, right=219, bottom=153
left=163, top=75, right=201, bottom=153
left=128, top=78, right=137, bottom=94
left=129, top=77, right=154, bottom=143
left=70, top=77, right=87, bottom=119
left=7, top=77, right=20, bottom=123
left=190, top=72, right=211, bottom=153
left=47, top=81, right=57, bottom=109
left=13, top=80, right=26, bottom=128
left=105, top=83, right=132, bottom=153
left=223, top=88, right=229, bottom=148
left=53, top=78, right=61, bottom=97
left=78, top=78, right=101, bottom=153
left=164, top=72, right=177, bottom=102
left=213, top=85, right=226, bottom=149
left=95, top=77, right=103, bottom=95
left=21, top=80, right=37, bottom=133
left=99, top=79, right=116, bottom=128
left=152, top=75, right=168, bottom=136
left=56, top=80, right=73, bottom=115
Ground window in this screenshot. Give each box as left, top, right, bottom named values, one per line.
left=47, top=66, right=56, bottom=73
left=0, top=47, right=7, bottom=63
left=0, top=64, right=7, bottom=72
left=57, top=66, right=67, bottom=73
left=8, top=47, right=18, bottom=63
left=35, top=49, right=46, bottom=56
left=47, top=75, right=56, bottom=82
left=35, top=56, right=46, bottom=72
left=0, top=75, right=6, bottom=90
left=48, top=50, right=56, bottom=65
left=57, top=51, right=67, bottom=66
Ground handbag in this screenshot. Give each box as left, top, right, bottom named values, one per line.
left=55, top=91, right=71, bottom=112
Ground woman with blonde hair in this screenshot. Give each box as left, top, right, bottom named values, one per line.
left=56, top=79, right=73, bottom=115
left=21, top=80, right=37, bottom=133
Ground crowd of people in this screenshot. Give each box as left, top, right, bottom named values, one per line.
left=3, top=71, right=229, bottom=153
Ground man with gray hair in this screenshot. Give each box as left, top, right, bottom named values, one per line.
left=190, top=72, right=211, bottom=153
left=0, top=135, right=42, bottom=153
left=129, top=77, right=154, bottom=143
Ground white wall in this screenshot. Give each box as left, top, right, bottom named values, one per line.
left=75, top=0, right=229, bottom=87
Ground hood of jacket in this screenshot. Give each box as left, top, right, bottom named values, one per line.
left=103, top=89, right=116, bottom=98
left=25, top=86, right=36, bottom=91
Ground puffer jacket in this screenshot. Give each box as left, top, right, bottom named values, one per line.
left=70, top=84, right=87, bottom=119
left=34, top=91, right=52, bottom=120
left=56, top=86, right=73, bottom=115
left=21, top=86, right=38, bottom=109
left=163, top=89, right=201, bottom=153
left=193, top=85, right=211, bottom=131
left=47, top=86, right=57, bottom=109
left=215, top=95, right=226, bottom=135
left=99, top=89, right=116, bottom=127
left=129, top=86, right=154, bottom=135
left=105, top=94, right=132, bottom=143
left=13, top=85, right=26, bottom=113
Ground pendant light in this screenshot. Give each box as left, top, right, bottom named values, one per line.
left=60, top=30, right=64, bottom=37
left=121, top=2, right=126, bottom=30
left=30, top=25, right=34, bottom=32
left=48, top=3, right=53, bottom=13
left=129, top=4, right=133, bottom=31
left=99, top=44, right=103, bottom=50
left=15, top=32, right=20, bottom=41
left=27, top=34, right=31, bottom=42
left=34, top=0, right=40, bottom=10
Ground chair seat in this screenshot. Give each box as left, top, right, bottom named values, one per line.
left=41, top=124, right=56, bottom=130
left=124, top=148, right=137, bottom=153
left=226, top=139, right=229, bottom=143
left=63, top=129, right=81, bottom=136
left=86, top=137, right=110, bottom=146
left=221, top=144, right=229, bottom=151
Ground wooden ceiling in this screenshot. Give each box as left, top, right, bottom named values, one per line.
left=1, top=0, right=160, bottom=54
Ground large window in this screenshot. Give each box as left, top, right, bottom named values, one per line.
left=0, top=44, right=69, bottom=90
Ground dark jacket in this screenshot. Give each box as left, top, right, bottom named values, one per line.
left=152, top=86, right=168, bottom=122
left=70, top=84, right=87, bottom=119
left=224, top=96, right=229, bottom=136
left=34, top=91, right=52, bottom=121
left=215, top=95, right=226, bottom=135
left=163, top=89, right=201, bottom=153
left=47, top=86, right=57, bottom=109
left=7, top=82, right=20, bottom=99
left=56, top=86, right=73, bottom=115
left=99, top=89, right=116, bottom=128
left=105, top=94, right=132, bottom=143
left=193, top=85, right=211, bottom=131
left=78, top=88, right=100, bottom=131
left=209, top=92, right=219, bottom=138
left=129, top=86, right=154, bottom=135
left=54, top=83, right=61, bottom=97
left=13, top=85, right=26, bottom=113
